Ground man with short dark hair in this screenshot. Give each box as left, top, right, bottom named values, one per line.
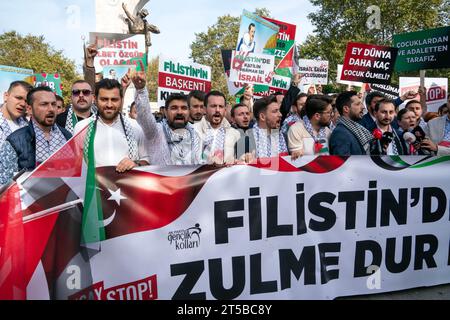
left=0, top=81, right=33, bottom=147
left=281, top=92, right=307, bottom=138
left=57, top=80, right=95, bottom=134
left=329, top=91, right=373, bottom=155
left=237, top=96, right=288, bottom=160
left=288, top=95, right=333, bottom=159
left=128, top=102, right=137, bottom=120
left=73, top=79, right=149, bottom=172
left=406, top=100, right=427, bottom=130
left=187, top=90, right=205, bottom=123
left=231, top=103, right=252, bottom=131
left=359, top=91, right=386, bottom=131
left=55, top=95, right=65, bottom=115
left=373, top=99, right=405, bottom=155
left=194, top=90, right=240, bottom=164
left=0, top=86, right=72, bottom=185
left=131, top=73, right=202, bottom=165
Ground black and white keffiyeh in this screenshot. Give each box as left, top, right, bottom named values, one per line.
left=83, top=113, right=139, bottom=162
left=161, top=119, right=200, bottom=165
left=0, top=107, right=27, bottom=144
left=338, top=117, right=373, bottom=154
left=33, top=120, right=68, bottom=164
left=202, top=123, right=226, bottom=162
left=253, top=123, right=288, bottom=158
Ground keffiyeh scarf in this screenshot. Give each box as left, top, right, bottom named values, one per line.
left=338, top=117, right=373, bottom=154
left=161, top=119, right=200, bottom=165
left=253, top=123, right=287, bottom=158
left=83, top=113, right=139, bottom=162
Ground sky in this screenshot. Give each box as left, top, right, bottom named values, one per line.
left=0, top=0, right=317, bottom=72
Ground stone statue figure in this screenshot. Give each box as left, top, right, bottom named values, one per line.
left=122, top=2, right=160, bottom=48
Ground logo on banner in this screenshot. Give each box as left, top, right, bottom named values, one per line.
left=168, top=224, right=202, bottom=250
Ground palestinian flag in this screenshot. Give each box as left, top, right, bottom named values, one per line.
left=0, top=125, right=219, bottom=299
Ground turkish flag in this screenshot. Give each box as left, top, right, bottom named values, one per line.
left=96, top=166, right=219, bottom=240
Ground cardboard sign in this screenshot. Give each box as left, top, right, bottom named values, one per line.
left=102, top=65, right=136, bottom=82
left=158, top=57, right=211, bottom=107
left=399, top=77, right=448, bottom=112
left=89, top=32, right=147, bottom=73
left=229, top=51, right=275, bottom=86
left=33, top=73, right=63, bottom=97
left=367, top=83, right=400, bottom=100
left=236, top=10, right=279, bottom=55
left=393, top=26, right=450, bottom=71
left=0, top=65, right=34, bottom=103
left=341, top=42, right=398, bottom=84
left=262, top=17, right=297, bottom=78
left=298, top=59, right=329, bottom=85
left=336, top=64, right=363, bottom=87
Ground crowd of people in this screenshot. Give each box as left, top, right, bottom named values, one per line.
left=1, top=45, right=450, bottom=187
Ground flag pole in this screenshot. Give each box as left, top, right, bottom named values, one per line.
left=23, top=199, right=83, bottom=223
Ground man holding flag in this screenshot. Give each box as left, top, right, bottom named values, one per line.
left=73, top=79, right=149, bottom=171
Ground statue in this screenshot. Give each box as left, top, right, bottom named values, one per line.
left=122, top=2, right=160, bottom=48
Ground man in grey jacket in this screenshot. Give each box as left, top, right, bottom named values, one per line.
left=131, top=71, right=202, bottom=165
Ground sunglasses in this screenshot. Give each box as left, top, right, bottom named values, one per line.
left=72, top=89, right=92, bottom=96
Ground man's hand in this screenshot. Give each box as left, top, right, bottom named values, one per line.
left=292, top=73, right=303, bottom=87
left=420, top=139, right=438, bottom=152
left=290, top=149, right=304, bottom=161
left=131, top=60, right=147, bottom=90
left=85, top=44, right=98, bottom=68
left=121, top=68, right=133, bottom=92
left=401, top=90, right=417, bottom=101
left=237, top=151, right=257, bottom=164
left=418, top=86, right=427, bottom=96
left=116, top=157, right=137, bottom=173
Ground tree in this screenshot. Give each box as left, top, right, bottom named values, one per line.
left=146, top=56, right=159, bottom=102
left=190, top=8, right=271, bottom=102
left=300, top=0, right=450, bottom=87
left=0, top=31, right=79, bottom=102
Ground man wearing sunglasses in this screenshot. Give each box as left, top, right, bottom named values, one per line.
left=56, top=80, right=95, bottom=134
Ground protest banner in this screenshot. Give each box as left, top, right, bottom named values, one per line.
left=236, top=10, right=279, bottom=55
left=366, top=83, right=400, bottom=100
left=336, top=64, right=363, bottom=87
left=341, top=42, right=398, bottom=85
left=341, top=42, right=397, bottom=84
left=157, top=57, right=211, bottom=107
left=393, top=26, right=450, bottom=72
left=221, top=49, right=267, bottom=97
left=33, top=73, right=63, bottom=97
left=229, top=51, right=275, bottom=86
left=102, top=65, right=136, bottom=82
left=89, top=32, right=147, bottom=73
left=262, top=17, right=297, bottom=78
left=399, top=77, right=448, bottom=112
left=2, top=132, right=450, bottom=300
left=298, top=59, right=329, bottom=85
left=0, top=65, right=34, bottom=103
left=222, top=50, right=287, bottom=99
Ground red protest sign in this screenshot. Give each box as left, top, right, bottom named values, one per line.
left=341, top=42, right=398, bottom=85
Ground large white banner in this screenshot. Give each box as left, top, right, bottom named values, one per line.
left=21, top=155, right=450, bottom=300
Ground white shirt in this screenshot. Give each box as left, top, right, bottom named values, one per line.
left=73, top=116, right=149, bottom=167
left=6, top=119, right=21, bottom=132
